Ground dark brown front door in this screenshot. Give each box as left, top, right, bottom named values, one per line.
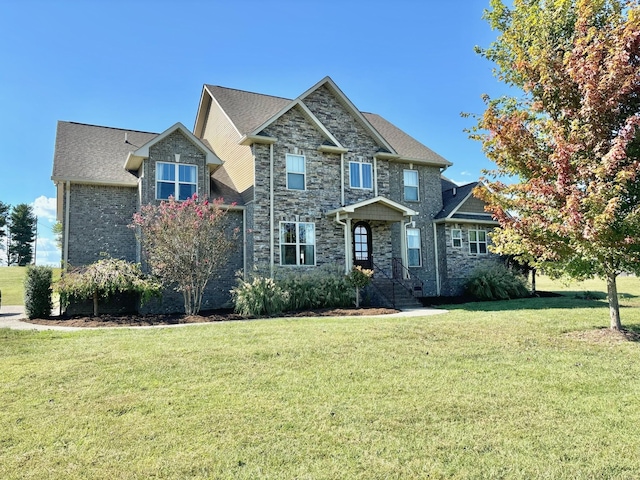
left=353, top=221, right=372, bottom=270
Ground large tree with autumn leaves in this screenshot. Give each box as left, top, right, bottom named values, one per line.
left=471, top=0, right=640, bottom=329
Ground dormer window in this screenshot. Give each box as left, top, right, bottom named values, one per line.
left=156, top=162, right=197, bottom=201
left=286, top=154, right=306, bottom=190
left=349, top=161, right=372, bottom=189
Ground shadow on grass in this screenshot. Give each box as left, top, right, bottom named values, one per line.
left=429, top=294, right=609, bottom=313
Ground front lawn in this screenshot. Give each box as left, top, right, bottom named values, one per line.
left=1, top=276, right=640, bottom=478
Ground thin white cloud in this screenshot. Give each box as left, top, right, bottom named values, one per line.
left=460, top=171, right=472, bottom=176
left=36, top=237, right=60, bottom=267
left=32, top=196, right=57, bottom=223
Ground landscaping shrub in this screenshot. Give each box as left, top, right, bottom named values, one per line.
left=231, top=265, right=353, bottom=316
left=465, top=264, right=530, bottom=301
left=345, top=265, right=374, bottom=308
left=231, top=276, right=289, bottom=316
left=24, top=265, right=53, bottom=319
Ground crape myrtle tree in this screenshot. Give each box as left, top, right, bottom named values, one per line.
left=470, top=0, right=640, bottom=330
left=8, top=203, right=36, bottom=266
left=131, top=195, right=237, bottom=315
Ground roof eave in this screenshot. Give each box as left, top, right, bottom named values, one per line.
left=239, top=134, right=278, bottom=146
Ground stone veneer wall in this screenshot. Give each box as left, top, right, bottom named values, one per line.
left=441, top=223, right=503, bottom=295
left=388, top=163, right=444, bottom=296
left=66, top=184, right=138, bottom=266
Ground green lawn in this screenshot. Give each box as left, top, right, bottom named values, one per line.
left=0, top=266, right=61, bottom=306
left=1, top=276, right=640, bottom=478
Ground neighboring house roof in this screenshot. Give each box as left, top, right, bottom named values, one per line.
left=202, top=78, right=451, bottom=166
left=435, top=180, right=498, bottom=224
left=52, top=121, right=158, bottom=186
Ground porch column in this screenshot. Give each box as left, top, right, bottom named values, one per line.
left=400, top=219, right=410, bottom=279
left=346, top=217, right=353, bottom=272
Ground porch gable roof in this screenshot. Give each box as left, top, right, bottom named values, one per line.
left=328, top=196, right=418, bottom=222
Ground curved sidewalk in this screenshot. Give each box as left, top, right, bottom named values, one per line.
left=0, top=305, right=447, bottom=331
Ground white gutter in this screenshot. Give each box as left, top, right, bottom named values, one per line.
left=63, top=181, right=70, bottom=267
left=269, top=143, right=275, bottom=278
left=401, top=218, right=412, bottom=279
left=433, top=222, right=441, bottom=296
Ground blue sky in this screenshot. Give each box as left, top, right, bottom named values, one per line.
left=0, top=0, right=509, bottom=266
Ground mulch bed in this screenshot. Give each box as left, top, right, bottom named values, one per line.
left=26, top=307, right=399, bottom=328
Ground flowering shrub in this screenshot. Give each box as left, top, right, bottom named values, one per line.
left=131, top=195, right=237, bottom=315
left=345, top=265, right=374, bottom=307
left=58, top=257, right=161, bottom=316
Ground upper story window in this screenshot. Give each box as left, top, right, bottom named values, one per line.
left=451, top=228, right=462, bottom=248
left=156, top=162, right=197, bottom=201
left=469, top=228, right=487, bottom=254
left=404, top=169, right=419, bottom=201
left=349, top=161, right=372, bottom=189
left=407, top=227, right=422, bottom=267
left=280, top=221, right=315, bottom=266
left=286, top=154, right=306, bottom=190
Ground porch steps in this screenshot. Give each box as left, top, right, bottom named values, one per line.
left=370, top=278, right=423, bottom=310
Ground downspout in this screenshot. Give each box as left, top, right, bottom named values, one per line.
left=433, top=222, right=441, bottom=296
left=334, top=213, right=349, bottom=274
left=401, top=217, right=413, bottom=279
left=269, top=143, right=275, bottom=278
left=340, top=153, right=345, bottom=205
left=373, top=157, right=378, bottom=197
left=63, top=181, right=70, bottom=267
left=243, top=207, right=247, bottom=280
left=346, top=217, right=352, bottom=271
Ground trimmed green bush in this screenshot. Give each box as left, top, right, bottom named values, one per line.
left=24, top=266, right=53, bottom=319
left=465, top=264, right=530, bottom=301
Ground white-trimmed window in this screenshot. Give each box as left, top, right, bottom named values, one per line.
left=404, top=170, right=419, bottom=201
left=407, top=227, right=422, bottom=267
left=451, top=228, right=462, bottom=248
left=469, top=228, right=487, bottom=254
left=156, top=162, right=197, bottom=201
left=349, top=161, right=373, bottom=189
left=286, top=154, right=306, bottom=190
left=280, top=222, right=315, bottom=266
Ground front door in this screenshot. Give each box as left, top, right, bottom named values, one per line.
left=353, top=221, right=373, bottom=270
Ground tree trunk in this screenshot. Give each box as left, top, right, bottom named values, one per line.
left=531, top=268, right=536, bottom=295
left=606, top=272, right=622, bottom=330
left=93, top=290, right=99, bottom=317
left=355, top=287, right=360, bottom=308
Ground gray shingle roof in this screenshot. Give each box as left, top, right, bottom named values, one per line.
left=435, top=181, right=479, bottom=219
left=206, top=84, right=451, bottom=165
left=52, top=121, right=158, bottom=185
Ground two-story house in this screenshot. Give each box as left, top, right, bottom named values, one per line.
left=52, top=77, right=501, bottom=314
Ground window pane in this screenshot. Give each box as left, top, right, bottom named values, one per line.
left=404, top=186, right=418, bottom=201
left=281, top=223, right=296, bottom=243
left=157, top=181, right=175, bottom=199
left=407, top=228, right=420, bottom=248
left=179, top=164, right=196, bottom=183
left=479, top=243, right=487, bottom=254
left=404, top=170, right=418, bottom=186
left=299, top=223, right=314, bottom=244
left=281, top=245, right=297, bottom=265
left=478, top=231, right=486, bottom=242
left=288, top=173, right=305, bottom=190
left=408, top=248, right=420, bottom=267
left=157, top=163, right=175, bottom=181
left=178, top=183, right=196, bottom=201
left=349, top=162, right=360, bottom=188
left=287, top=154, right=305, bottom=173
left=469, top=230, right=477, bottom=242
left=301, top=245, right=315, bottom=265
left=362, top=163, right=372, bottom=188
left=470, top=243, right=478, bottom=254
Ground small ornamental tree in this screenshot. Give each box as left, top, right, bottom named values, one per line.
left=131, top=195, right=237, bottom=315
left=346, top=265, right=374, bottom=308
left=470, top=0, right=640, bottom=330
left=58, top=257, right=161, bottom=316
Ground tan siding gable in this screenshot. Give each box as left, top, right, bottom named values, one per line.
left=458, top=195, right=490, bottom=215
left=351, top=204, right=405, bottom=221
left=201, top=96, right=254, bottom=196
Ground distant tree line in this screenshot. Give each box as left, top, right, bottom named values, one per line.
left=0, top=201, right=37, bottom=266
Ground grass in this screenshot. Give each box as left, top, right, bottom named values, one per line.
left=0, top=266, right=61, bottom=306
left=1, top=276, right=640, bottom=478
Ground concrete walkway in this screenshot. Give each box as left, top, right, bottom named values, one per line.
left=0, top=305, right=448, bottom=331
